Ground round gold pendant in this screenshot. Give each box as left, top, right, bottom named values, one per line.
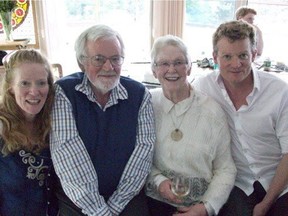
left=171, top=129, right=183, bottom=141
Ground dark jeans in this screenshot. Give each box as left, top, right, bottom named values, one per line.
left=147, top=196, right=177, bottom=216
left=57, top=189, right=150, bottom=216
left=218, top=181, right=288, bottom=216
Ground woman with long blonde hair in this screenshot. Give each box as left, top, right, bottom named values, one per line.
left=0, top=49, right=58, bottom=215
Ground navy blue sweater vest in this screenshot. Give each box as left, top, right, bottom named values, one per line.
left=57, top=72, right=145, bottom=198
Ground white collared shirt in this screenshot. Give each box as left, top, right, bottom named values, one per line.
left=193, top=69, right=288, bottom=197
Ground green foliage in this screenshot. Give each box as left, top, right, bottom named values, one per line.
left=0, top=0, right=17, bottom=12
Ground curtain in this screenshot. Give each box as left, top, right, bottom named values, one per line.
left=151, top=0, right=185, bottom=46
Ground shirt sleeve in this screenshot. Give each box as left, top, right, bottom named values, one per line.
left=107, top=88, right=156, bottom=215
left=276, top=89, right=288, bottom=153
left=50, top=84, right=112, bottom=216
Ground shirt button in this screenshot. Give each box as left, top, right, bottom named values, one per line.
left=48, top=173, right=51, bottom=177
left=47, top=201, right=50, bottom=205
left=47, top=187, right=50, bottom=191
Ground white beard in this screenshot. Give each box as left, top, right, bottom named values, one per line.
left=93, top=76, right=120, bottom=95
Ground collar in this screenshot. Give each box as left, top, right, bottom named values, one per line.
left=161, top=85, right=195, bottom=116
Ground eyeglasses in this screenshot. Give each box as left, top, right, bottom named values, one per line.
left=154, top=60, right=188, bottom=71
left=80, top=55, right=124, bottom=67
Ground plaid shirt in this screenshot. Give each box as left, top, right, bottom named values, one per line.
left=50, top=75, right=155, bottom=216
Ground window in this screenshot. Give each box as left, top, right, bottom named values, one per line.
left=184, top=0, right=288, bottom=66
left=43, top=0, right=151, bottom=75
left=184, top=0, right=237, bottom=61
left=247, top=0, right=288, bottom=63
left=41, top=0, right=288, bottom=77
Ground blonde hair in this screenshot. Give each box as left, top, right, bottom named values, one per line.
left=0, top=49, right=54, bottom=155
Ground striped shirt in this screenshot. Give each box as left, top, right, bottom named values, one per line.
left=50, top=75, right=155, bottom=216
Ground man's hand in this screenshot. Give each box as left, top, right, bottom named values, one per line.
left=253, top=201, right=271, bottom=216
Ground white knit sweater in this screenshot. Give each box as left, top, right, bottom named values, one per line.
left=146, top=86, right=236, bottom=215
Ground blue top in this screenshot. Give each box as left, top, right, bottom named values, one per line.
left=0, top=139, right=58, bottom=216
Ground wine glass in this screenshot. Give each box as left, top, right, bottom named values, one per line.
left=171, top=175, right=190, bottom=199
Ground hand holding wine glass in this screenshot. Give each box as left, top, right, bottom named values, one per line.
left=171, top=175, right=191, bottom=200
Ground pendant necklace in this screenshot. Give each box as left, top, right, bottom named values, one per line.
left=170, top=113, right=185, bottom=142
left=169, top=90, right=194, bottom=142
left=171, top=127, right=183, bottom=141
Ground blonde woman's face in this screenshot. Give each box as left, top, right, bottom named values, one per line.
left=10, top=63, right=49, bottom=121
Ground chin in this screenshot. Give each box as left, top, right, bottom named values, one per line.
left=95, top=78, right=119, bottom=93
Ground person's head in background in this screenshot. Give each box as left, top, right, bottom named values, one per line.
left=212, top=20, right=257, bottom=86
left=235, top=7, right=263, bottom=57
left=151, top=35, right=192, bottom=102
left=74, top=25, right=125, bottom=96
left=235, top=6, right=257, bottom=25
left=0, top=49, right=54, bottom=155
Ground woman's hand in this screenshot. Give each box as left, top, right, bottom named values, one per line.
left=173, top=203, right=208, bottom=216
left=158, top=179, right=182, bottom=204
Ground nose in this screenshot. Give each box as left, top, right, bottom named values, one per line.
left=167, top=63, right=176, bottom=72
left=28, top=85, right=40, bottom=95
left=102, top=58, right=114, bottom=71
left=231, top=57, right=242, bottom=68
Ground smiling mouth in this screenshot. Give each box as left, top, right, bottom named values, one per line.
left=26, top=99, right=41, bottom=105
left=165, top=76, right=180, bottom=81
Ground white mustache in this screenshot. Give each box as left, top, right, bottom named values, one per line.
left=98, top=71, right=117, bottom=76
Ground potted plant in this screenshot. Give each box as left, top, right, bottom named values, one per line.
left=0, top=0, right=17, bottom=41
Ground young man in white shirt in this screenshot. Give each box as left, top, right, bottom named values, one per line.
left=193, top=20, right=288, bottom=216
